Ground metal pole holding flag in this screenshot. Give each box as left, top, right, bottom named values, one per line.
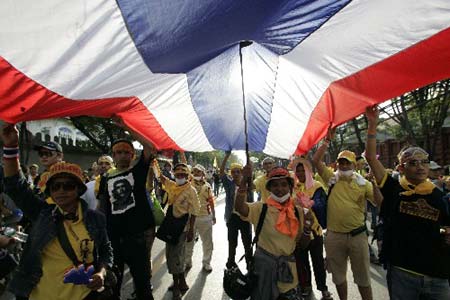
left=239, top=40, right=252, bottom=165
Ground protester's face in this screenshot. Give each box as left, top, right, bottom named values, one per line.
left=355, top=159, right=365, bottom=170
left=192, top=169, right=204, bottom=179
left=113, top=149, right=133, bottom=169
left=97, top=160, right=112, bottom=175
left=268, top=178, right=291, bottom=197
left=48, top=176, right=79, bottom=209
left=337, top=159, right=354, bottom=171
left=231, top=168, right=242, bottom=182
left=295, top=164, right=306, bottom=183
left=38, top=150, right=62, bottom=169
left=29, top=166, right=38, bottom=176
left=262, top=161, right=274, bottom=173
left=399, top=156, right=429, bottom=184
left=428, top=169, right=442, bottom=180
left=175, top=173, right=188, bottom=180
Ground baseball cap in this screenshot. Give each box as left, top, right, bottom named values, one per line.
left=429, top=161, right=442, bottom=170
left=337, top=150, right=356, bottom=164
left=33, top=141, right=63, bottom=153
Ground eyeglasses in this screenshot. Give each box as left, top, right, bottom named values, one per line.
left=49, top=181, right=77, bottom=192
left=38, top=151, right=55, bottom=158
left=404, top=159, right=430, bottom=167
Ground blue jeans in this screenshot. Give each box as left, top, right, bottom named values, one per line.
left=388, top=265, right=450, bottom=300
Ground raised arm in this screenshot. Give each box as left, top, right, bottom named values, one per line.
left=219, top=151, right=231, bottom=177
left=364, top=106, right=386, bottom=185
left=114, top=117, right=157, bottom=162
left=1, top=123, right=20, bottom=177
left=312, top=127, right=335, bottom=177
left=1, top=123, right=44, bottom=220
left=235, top=163, right=251, bottom=217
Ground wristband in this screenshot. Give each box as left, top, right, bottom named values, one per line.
left=3, top=145, right=19, bottom=160
left=367, top=134, right=376, bottom=139
left=303, top=231, right=312, bottom=236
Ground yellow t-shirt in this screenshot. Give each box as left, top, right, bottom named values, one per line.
left=192, top=181, right=214, bottom=217
left=253, top=174, right=269, bottom=203
left=30, top=204, right=94, bottom=300
left=242, top=202, right=303, bottom=293
left=321, top=168, right=374, bottom=233
left=164, top=180, right=200, bottom=218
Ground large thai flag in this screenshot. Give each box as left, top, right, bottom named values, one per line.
left=1, top=0, right=449, bottom=158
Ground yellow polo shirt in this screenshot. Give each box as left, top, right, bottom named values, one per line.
left=164, top=180, right=200, bottom=218
left=30, top=204, right=94, bottom=300
left=242, top=201, right=304, bottom=293
left=321, top=168, right=374, bottom=233
left=192, top=181, right=214, bottom=217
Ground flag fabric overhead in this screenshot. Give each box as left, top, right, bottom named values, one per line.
left=0, top=0, right=449, bottom=158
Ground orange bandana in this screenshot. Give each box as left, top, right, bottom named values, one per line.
left=266, top=197, right=299, bottom=239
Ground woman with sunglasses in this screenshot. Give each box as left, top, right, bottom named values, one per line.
left=1, top=123, right=113, bottom=300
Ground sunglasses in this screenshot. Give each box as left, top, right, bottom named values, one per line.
left=49, top=181, right=77, bottom=192
left=38, top=151, right=55, bottom=158
left=404, top=159, right=430, bottom=167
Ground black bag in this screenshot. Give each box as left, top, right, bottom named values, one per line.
left=223, top=204, right=268, bottom=300
left=156, top=205, right=189, bottom=245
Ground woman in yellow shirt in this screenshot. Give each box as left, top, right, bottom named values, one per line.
left=235, top=164, right=313, bottom=300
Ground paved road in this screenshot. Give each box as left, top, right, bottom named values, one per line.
left=1, top=191, right=389, bottom=300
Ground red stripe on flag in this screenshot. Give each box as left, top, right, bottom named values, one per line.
left=295, top=27, right=450, bottom=155
left=0, top=57, right=181, bottom=151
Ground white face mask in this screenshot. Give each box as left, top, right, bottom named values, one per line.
left=270, top=193, right=290, bottom=203
left=338, top=170, right=354, bottom=177
left=193, top=176, right=202, bottom=181
left=175, top=178, right=187, bottom=186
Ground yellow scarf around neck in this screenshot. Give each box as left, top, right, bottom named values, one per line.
left=399, top=176, right=435, bottom=196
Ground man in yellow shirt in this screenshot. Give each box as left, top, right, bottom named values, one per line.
left=158, top=163, right=200, bottom=300
left=313, top=129, right=379, bottom=300
left=185, top=164, right=216, bottom=272
left=253, top=157, right=275, bottom=202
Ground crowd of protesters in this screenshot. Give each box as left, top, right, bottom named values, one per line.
left=0, top=105, right=449, bottom=300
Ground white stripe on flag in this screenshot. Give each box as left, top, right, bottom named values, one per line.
left=0, top=0, right=213, bottom=151
left=264, top=0, right=450, bottom=157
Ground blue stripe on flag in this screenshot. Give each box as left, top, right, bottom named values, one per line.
left=116, top=0, right=349, bottom=73
left=187, top=44, right=278, bottom=151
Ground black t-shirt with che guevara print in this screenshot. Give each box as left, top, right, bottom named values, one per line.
left=98, top=154, right=154, bottom=237
left=380, top=175, right=450, bottom=278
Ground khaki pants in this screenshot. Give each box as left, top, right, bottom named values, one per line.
left=185, top=214, right=214, bottom=267
left=324, top=230, right=371, bottom=287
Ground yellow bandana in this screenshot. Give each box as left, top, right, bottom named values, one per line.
left=165, top=182, right=192, bottom=205
left=399, top=176, right=435, bottom=196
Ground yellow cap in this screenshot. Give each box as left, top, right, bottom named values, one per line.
left=337, top=150, right=356, bottom=164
